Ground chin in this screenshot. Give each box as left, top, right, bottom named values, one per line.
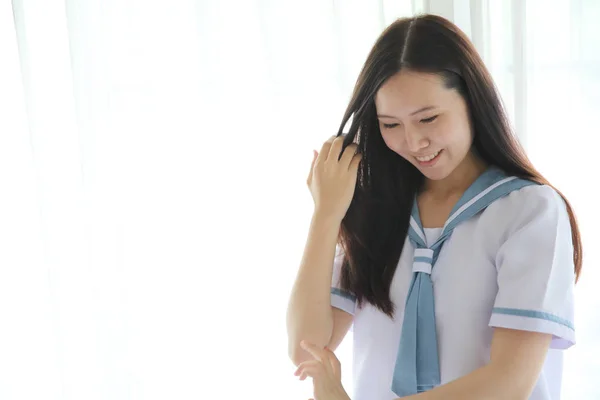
left=413, top=154, right=459, bottom=180
left=409, top=150, right=461, bottom=181
left=419, top=168, right=453, bottom=181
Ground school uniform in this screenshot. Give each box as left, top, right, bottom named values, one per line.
left=330, top=167, right=575, bottom=400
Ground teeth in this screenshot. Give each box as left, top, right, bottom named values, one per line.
left=416, top=150, right=440, bottom=162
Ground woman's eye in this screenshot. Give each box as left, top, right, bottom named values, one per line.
left=382, top=123, right=399, bottom=129
left=420, top=115, right=438, bottom=124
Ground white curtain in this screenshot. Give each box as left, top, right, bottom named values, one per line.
left=1, top=0, right=598, bottom=399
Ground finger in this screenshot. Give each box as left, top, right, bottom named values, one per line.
left=298, top=364, right=323, bottom=380
left=327, top=134, right=345, bottom=163
left=349, top=152, right=363, bottom=172
left=339, top=143, right=358, bottom=167
left=317, top=135, right=336, bottom=164
left=307, top=150, right=318, bottom=186
left=299, top=369, right=309, bottom=381
left=294, top=360, right=320, bottom=377
left=325, top=347, right=342, bottom=380
left=298, top=365, right=313, bottom=381
left=300, top=340, right=325, bottom=363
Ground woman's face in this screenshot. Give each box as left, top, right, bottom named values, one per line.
left=374, top=70, right=474, bottom=181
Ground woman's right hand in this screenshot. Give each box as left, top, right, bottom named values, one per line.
left=307, top=135, right=362, bottom=223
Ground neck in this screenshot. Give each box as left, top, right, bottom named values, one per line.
left=422, top=149, right=488, bottom=198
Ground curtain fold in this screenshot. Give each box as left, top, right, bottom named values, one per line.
left=2, top=1, right=598, bottom=398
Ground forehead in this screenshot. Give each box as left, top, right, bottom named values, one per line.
left=375, top=70, right=457, bottom=113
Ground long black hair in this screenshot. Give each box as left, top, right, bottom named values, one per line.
left=336, top=14, right=582, bottom=318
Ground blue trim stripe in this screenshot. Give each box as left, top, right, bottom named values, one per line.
left=442, top=178, right=536, bottom=237
left=413, top=256, right=432, bottom=263
left=409, top=203, right=427, bottom=248
left=331, top=287, right=356, bottom=302
left=447, top=166, right=506, bottom=216
left=492, top=307, right=575, bottom=331
left=408, top=223, right=426, bottom=248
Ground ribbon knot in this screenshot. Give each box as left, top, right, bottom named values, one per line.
left=412, top=248, right=434, bottom=275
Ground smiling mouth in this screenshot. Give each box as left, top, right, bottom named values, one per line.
left=415, top=150, right=441, bottom=163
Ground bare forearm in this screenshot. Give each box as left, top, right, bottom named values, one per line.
left=392, top=328, right=551, bottom=400
left=286, top=212, right=342, bottom=365
left=396, top=363, right=530, bottom=400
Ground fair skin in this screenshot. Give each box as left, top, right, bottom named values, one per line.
left=295, top=70, right=552, bottom=399
left=297, top=329, right=551, bottom=400
left=376, top=70, right=488, bottom=226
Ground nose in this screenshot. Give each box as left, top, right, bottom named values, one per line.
left=405, top=126, right=429, bottom=152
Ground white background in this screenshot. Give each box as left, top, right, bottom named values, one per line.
left=0, top=0, right=598, bottom=399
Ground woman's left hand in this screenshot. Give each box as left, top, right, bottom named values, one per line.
left=294, top=340, right=351, bottom=400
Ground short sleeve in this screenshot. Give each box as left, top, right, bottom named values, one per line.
left=489, top=185, right=576, bottom=349
left=330, top=244, right=357, bottom=315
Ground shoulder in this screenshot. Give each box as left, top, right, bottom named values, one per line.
left=502, top=182, right=563, bottom=206
left=488, top=182, right=566, bottom=218
left=481, top=182, right=571, bottom=239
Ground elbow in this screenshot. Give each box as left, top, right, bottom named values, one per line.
left=289, top=347, right=302, bottom=367
left=286, top=324, right=307, bottom=366
left=286, top=310, right=334, bottom=366
left=288, top=341, right=311, bottom=367
left=287, top=340, right=299, bottom=366
left=288, top=338, right=329, bottom=367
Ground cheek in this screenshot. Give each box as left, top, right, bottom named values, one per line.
left=426, top=121, right=452, bottom=140
left=431, top=121, right=469, bottom=148
left=445, top=126, right=473, bottom=150
left=380, top=129, right=406, bottom=152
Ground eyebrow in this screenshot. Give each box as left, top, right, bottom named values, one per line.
left=377, top=106, right=438, bottom=119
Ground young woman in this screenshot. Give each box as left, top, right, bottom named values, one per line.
left=286, top=14, right=581, bottom=400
